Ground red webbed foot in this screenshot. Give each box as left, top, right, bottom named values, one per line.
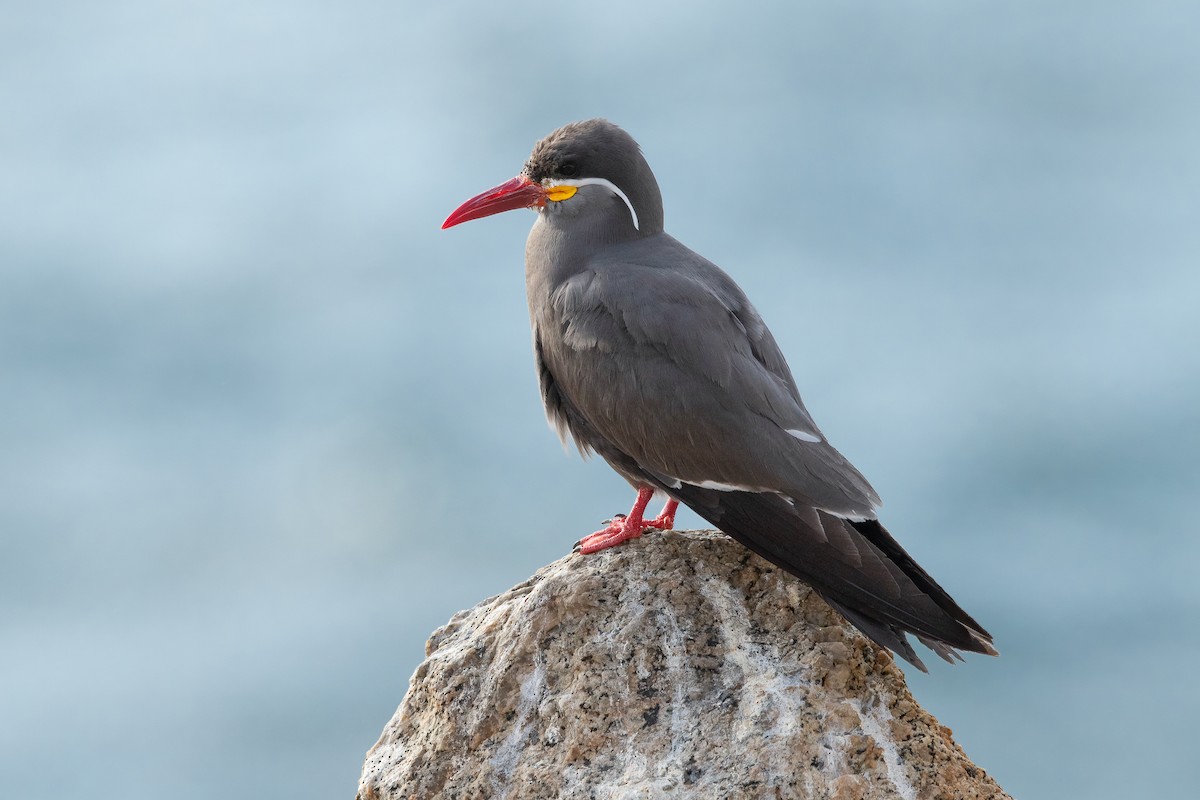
left=645, top=499, right=679, bottom=531
left=574, top=492, right=679, bottom=554
left=576, top=515, right=645, bottom=554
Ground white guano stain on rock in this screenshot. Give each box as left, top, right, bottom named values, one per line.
left=357, top=529, right=1009, bottom=800
left=850, top=695, right=918, bottom=800
left=489, top=659, right=545, bottom=790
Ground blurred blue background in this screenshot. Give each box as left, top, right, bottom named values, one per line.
left=2, top=1, right=1196, bottom=797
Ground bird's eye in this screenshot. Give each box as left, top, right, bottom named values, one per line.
left=558, top=162, right=578, bottom=178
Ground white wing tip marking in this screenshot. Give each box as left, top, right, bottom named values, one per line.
left=692, top=479, right=755, bottom=492
left=786, top=428, right=821, bottom=443
left=668, top=478, right=765, bottom=493
left=823, top=508, right=877, bottom=523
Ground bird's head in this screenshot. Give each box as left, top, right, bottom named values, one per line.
left=442, top=119, right=663, bottom=236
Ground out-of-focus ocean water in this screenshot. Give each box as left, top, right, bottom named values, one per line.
left=2, top=2, right=1196, bottom=798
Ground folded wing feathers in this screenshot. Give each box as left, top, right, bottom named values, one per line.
left=664, top=481, right=995, bottom=669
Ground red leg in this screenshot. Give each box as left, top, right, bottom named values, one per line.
left=645, top=499, right=679, bottom=531
left=576, top=487, right=658, bottom=554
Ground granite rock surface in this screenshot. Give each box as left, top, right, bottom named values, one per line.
left=357, top=529, right=1009, bottom=800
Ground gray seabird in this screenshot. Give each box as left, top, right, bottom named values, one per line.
left=443, top=119, right=996, bottom=670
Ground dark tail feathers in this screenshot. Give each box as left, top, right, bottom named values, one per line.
left=667, top=483, right=997, bottom=672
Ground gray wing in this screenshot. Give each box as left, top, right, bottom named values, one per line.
left=534, top=240, right=880, bottom=521
left=531, top=238, right=996, bottom=668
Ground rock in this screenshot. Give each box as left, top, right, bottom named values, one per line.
left=357, top=529, right=1009, bottom=800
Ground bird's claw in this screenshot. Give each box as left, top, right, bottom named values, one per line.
left=576, top=518, right=650, bottom=555
left=575, top=513, right=632, bottom=551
